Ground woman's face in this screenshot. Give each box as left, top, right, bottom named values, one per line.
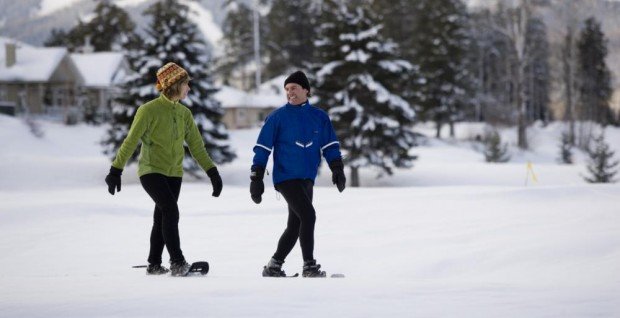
left=179, top=81, right=190, bottom=100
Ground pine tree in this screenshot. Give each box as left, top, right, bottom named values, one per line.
left=219, top=1, right=256, bottom=88
left=263, top=0, right=318, bottom=78
left=524, top=17, right=550, bottom=124
left=483, top=130, right=510, bottom=163
left=558, top=130, right=573, bottom=164
left=409, top=0, right=472, bottom=138
left=314, top=0, right=419, bottom=187
left=577, top=17, right=613, bottom=126
left=43, top=0, right=140, bottom=52
left=584, top=132, right=619, bottom=183
left=103, top=0, right=235, bottom=175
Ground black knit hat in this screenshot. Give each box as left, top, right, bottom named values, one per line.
left=284, top=70, right=310, bottom=91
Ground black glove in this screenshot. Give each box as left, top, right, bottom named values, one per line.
left=207, top=167, right=223, bottom=197
left=250, top=165, right=265, bottom=204
left=105, top=166, right=123, bottom=195
left=329, top=159, right=346, bottom=193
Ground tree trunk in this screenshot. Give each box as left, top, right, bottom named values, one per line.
left=350, top=166, right=360, bottom=187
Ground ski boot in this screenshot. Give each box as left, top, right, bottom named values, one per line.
left=302, top=259, right=326, bottom=277
left=146, top=264, right=170, bottom=275
left=262, top=258, right=287, bottom=277
left=170, top=260, right=191, bottom=276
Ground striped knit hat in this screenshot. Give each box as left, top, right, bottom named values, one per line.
left=155, top=62, right=189, bottom=91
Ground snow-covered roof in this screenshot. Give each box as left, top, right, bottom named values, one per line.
left=214, top=85, right=284, bottom=109
left=71, top=52, right=127, bottom=87
left=0, top=37, right=69, bottom=82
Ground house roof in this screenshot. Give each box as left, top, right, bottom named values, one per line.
left=71, top=52, right=127, bottom=88
left=0, top=37, right=69, bottom=82
left=215, top=85, right=284, bottom=109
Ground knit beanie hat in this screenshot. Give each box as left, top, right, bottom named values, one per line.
left=284, top=70, right=310, bottom=91
left=155, top=62, right=189, bottom=92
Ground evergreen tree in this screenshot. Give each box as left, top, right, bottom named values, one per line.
left=524, top=17, right=550, bottom=124
left=558, top=130, right=573, bottom=164
left=263, top=0, right=318, bottom=78
left=103, top=0, right=235, bottom=176
left=44, top=0, right=140, bottom=52
left=314, top=0, right=419, bottom=187
left=483, top=129, right=510, bottom=163
left=576, top=17, right=613, bottom=126
left=219, top=1, right=256, bottom=88
left=584, top=132, right=619, bottom=183
left=409, top=0, right=472, bottom=138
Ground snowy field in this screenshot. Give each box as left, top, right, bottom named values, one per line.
left=1, top=114, right=619, bottom=317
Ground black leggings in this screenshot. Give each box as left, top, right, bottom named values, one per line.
left=140, top=173, right=185, bottom=265
left=273, top=179, right=316, bottom=262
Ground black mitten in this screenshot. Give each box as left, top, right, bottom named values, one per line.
left=329, top=159, right=346, bottom=193
left=105, top=166, right=123, bottom=195
left=250, top=166, right=265, bottom=204
left=207, top=167, right=223, bottom=197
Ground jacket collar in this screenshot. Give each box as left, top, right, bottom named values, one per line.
left=286, top=100, right=310, bottom=109
left=160, top=94, right=179, bottom=106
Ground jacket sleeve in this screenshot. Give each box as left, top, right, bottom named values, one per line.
left=184, top=110, right=216, bottom=172
left=321, top=115, right=342, bottom=164
left=111, top=106, right=149, bottom=169
left=252, top=113, right=277, bottom=168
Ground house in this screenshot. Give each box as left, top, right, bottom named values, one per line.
left=0, top=37, right=84, bottom=121
left=0, top=36, right=130, bottom=124
left=71, top=52, right=130, bottom=123
left=215, top=84, right=283, bottom=129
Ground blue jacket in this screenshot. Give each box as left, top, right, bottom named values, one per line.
left=252, top=101, right=342, bottom=185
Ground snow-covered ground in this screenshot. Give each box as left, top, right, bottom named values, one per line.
left=1, top=114, right=619, bottom=317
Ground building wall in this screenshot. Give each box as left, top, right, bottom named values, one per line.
left=222, top=107, right=274, bottom=129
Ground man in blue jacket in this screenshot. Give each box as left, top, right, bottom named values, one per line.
left=250, top=70, right=346, bottom=278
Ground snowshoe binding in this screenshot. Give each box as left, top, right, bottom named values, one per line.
left=170, top=260, right=191, bottom=277
left=146, top=264, right=169, bottom=275
left=302, top=259, right=326, bottom=278
left=262, top=258, right=288, bottom=277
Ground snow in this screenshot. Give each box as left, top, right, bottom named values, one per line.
left=214, top=85, right=284, bottom=109
left=0, top=37, right=68, bottom=82
left=35, top=0, right=84, bottom=17
left=182, top=0, right=224, bottom=52
left=1, top=113, right=619, bottom=317
left=71, top=52, right=126, bottom=87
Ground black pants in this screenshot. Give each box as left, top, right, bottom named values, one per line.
left=273, top=179, right=316, bottom=262
left=140, top=173, right=185, bottom=265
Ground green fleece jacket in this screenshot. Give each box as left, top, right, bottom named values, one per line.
left=112, top=94, right=216, bottom=177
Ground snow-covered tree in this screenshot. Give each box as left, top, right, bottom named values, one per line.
left=577, top=17, right=613, bottom=127
left=524, top=17, right=550, bottom=124
left=103, top=0, right=235, bottom=175
left=263, top=0, right=318, bottom=78
left=584, top=131, right=619, bottom=183
left=558, top=130, right=574, bottom=164
left=314, top=0, right=419, bottom=187
left=483, top=129, right=510, bottom=163
left=44, top=0, right=140, bottom=52
left=219, top=0, right=265, bottom=89
left=409, top=0, right=472, bottom=138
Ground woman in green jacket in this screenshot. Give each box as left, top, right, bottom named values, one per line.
left=105, top=62, right=223, bottom=276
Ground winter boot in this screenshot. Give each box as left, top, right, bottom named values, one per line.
left=262, top=258, right=286, bottom=277
left=302, top=259, right=326, bottom=277
left=170, top=260, right=191, bottom=276
left=146, top=264, right=170, bottom=275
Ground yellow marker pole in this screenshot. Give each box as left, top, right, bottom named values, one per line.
left=525, top=161, right=538, bottom=186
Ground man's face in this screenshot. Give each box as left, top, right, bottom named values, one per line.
left=285, top=83, right=308, bottom=105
